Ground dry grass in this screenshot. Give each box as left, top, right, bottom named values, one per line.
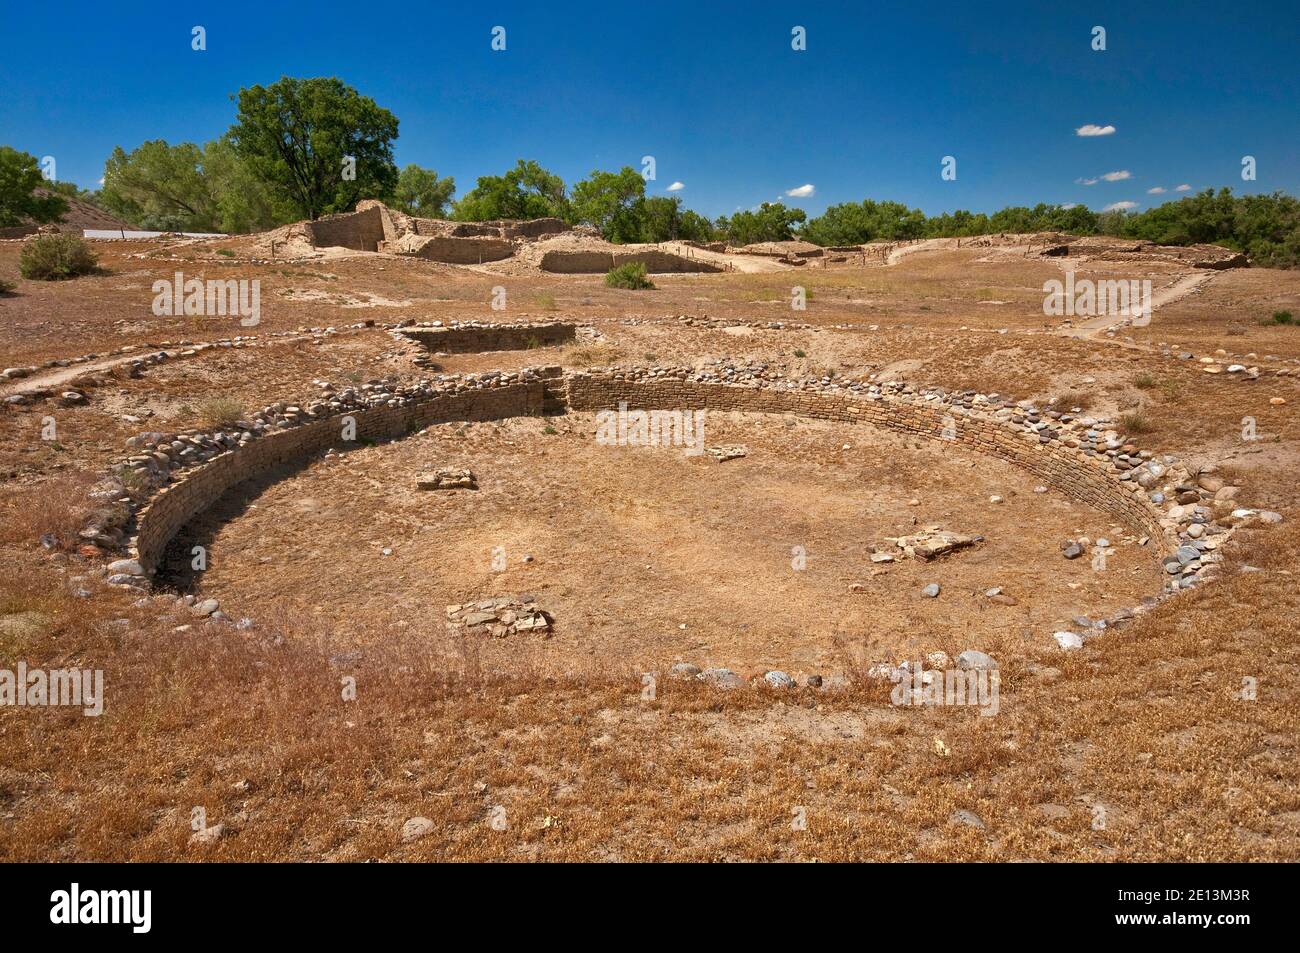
left=1120, top=410, right=1155, bottom=434
left=0, top=472, right=98, bottom=550
left=1, top=520, right=1296, bottom=861
left=195, top=397, right=245, bottom=429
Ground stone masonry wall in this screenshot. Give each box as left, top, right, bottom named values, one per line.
left=400, top=322, right=577, bottom=353
left=304, top=204, right=386, bottom=252
left=133, top=383, right=542, bottom=574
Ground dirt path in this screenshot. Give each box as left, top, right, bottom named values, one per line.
left=0, top=351, right=166, bottom=398
left=885, top=238, right=959, bottom=265
left=658, top=241, right=793, bottom=274
left=1, top=327, right=383, bottom=398
left=1051, top=267, right=1216, bottom=339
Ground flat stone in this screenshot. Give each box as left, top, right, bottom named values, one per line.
left=956, top=650, right=998, bottom=671
left=401, top=816, right=435, bottom=843
left=699, top=668, right=744, bottom=689
left=1053, top=631, right=1084, bottom=650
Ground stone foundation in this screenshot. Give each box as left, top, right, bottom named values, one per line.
left=398, top=321, right=577, bottom=353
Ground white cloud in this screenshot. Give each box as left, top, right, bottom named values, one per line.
left=98, top=176, right=105, bottom=186
left=1075, top=124, right=1116, bottom=137
left=1076, top=177, right=1099, bottom=186
left=1103, top=201, right=1138, bottom=212
left=785, top=183, right=815, bottom=198
left=1100, top=170, right=1131, bottom=181
left=1060, top=203, right=1079, bottom=210
left=666, top=181, right=685, bottom=192
left=1175, top=183, right=1192, bottom=191
left=1147, top=186, right=1166, bottom=194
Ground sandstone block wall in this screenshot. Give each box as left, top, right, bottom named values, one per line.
left=133, top=383, right=543, bottom=574
left=401, top=322, right=577, bottom=352
left=305, top=204, right=385, bottom=251
left=393, top=235, right=517, bottom=263
left=611, top=249, right=722, bottom=273
left=565, top=376, right=1173, bottom=553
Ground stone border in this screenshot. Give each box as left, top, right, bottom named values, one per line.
left=397, top=320, right=577, bottom=353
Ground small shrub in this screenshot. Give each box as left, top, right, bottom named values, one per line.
left=1120, top=411, right=1154, bottom=434
left=793, top=349, right=806, bottom=358
left=19, top=234, right=98, bottom=281
left=1264, top=310, right=1294, bottom=326
left=216, top=248, right=236, bottom=258
left=535, top=293, right=557, bottom=310
left=1133, top=373, right=1157, bottom=389
left=0, top=276, right=15, bottom=295
left=1059, top=390, right=1094, bottom=411
left=563, top=343, right=621, bottom=367
left=196, top=397, right=244, bottom=429
left=1159, top=378, right=1184, bottom=402
left=605, top=262, right=654, bottom=290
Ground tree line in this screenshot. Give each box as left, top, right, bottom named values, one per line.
left=1, top=75, right=1296, bottom=267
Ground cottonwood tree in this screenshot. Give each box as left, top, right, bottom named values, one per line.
left=393, top=164, right=456, bottom=218
left=0, top=147, right=67, bottom=227
left=570, top=166, right=646, bottom=242
left=100, top=137, right=284, bottom=233
left=453, top=159, right=567, bottom=221
left=229, top=76, right=399, bottom=220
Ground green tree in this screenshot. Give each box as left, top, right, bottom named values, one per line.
left=202, top=137, right=290, bottom=233
left=718, top=202, right=806, bottom=245
left=393, top=164, right=456, bottom=218
left=101, top=140, right=216, bottom=230
left=0, top=147, right=67, bottom=227
left=454, top=159, right=568, bottom=221
left=228, top=76, right=399, bottom=220
left=571, top=167, right=647, bottom=242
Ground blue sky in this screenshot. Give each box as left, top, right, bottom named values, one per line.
left=2, top=0, right=1297, bottom=219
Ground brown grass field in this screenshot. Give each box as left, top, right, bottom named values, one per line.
left=1, top=238, right=1298, bottom=861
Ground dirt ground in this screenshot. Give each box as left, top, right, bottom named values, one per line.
left=1, top=237, right=1297, bottom=861
left=164, top=412, right=1161, bottom=676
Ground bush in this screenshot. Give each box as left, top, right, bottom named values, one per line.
left=1120, top=411, right=1154, bottom=435
left=196, top=397, right=244, bottom=429
left=0, top=276, right=14, bottom=295
left=605, top=261, right=654, bottom=290
left=19, top=234, right=98, bottom=280
left=1266, top=310, right=1294, bottom=325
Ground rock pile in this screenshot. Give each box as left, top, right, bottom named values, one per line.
left=417, top=468, right=477, bottom=490
left=446, top=597, right=552, bottom=638
left=886, top=528, right=979, bottom=561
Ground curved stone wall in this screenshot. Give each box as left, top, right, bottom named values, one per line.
left=132, top=382, right=544, bottom=574
left=125, top=368, right=1197, bottom=587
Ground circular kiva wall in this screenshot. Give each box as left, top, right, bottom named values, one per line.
left=126, top=368, right=1186, bottom=581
